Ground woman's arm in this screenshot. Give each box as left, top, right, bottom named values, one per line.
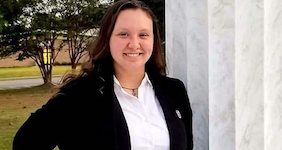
left=13, top=93, right=66, bottom=150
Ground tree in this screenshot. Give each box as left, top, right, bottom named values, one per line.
left=0, top=0, right=65, bottom=84
left=60, top=0, right=107, bottom=69
left=0, top=0, right=107, bottom=84
left=0, top=13, right=5, bottom=33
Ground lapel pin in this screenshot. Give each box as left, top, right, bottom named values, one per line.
left=176, top=110, right=182, bottom=119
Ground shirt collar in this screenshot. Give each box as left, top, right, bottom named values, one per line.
left=113, top=72, right=152, bottom=88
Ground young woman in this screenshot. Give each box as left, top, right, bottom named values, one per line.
left=13, top=0, right=193, bottom=149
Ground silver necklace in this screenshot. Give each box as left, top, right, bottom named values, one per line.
left=121, top=86, right=138, bottom=97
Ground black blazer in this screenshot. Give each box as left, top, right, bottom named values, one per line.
left=13, top=63, right=193, bottom=150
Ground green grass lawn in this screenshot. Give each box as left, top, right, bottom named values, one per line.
left=0, top=85, right=58, bottom=150
left=0, top=65, right=77, bottom=150
left=0, top=65, right=75, bottom=80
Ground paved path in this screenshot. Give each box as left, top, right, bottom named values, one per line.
left=0, top=77, right=62, bottom=90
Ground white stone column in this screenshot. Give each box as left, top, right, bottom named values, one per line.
left=235, top=0, right=264, bottom=150
left=208, top=0, right=235, bottom=149
left=166, top=0, right=282, bottom=149
left=186, top=1, right=209, bottom=150
left=165, top=1, right=188, bottom=84
left=264, top=0, right=282, bottom=149
left=166, top=0, right=209, bottom=150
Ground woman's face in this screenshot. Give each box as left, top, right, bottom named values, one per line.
left=110, top=8, right=154, bottom=73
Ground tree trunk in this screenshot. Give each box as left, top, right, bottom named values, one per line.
left=71, top=63, right=77, bottom=70
left=39, top=64, right=53, bottom=85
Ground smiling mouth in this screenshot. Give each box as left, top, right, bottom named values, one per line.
left=124, top=53, right=142, bottom=57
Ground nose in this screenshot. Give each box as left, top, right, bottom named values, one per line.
left=128, top=36, right=140, bottom=50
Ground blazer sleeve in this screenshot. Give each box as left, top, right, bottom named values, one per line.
left=176, top=80, right=193, bottom=149
left=13, top=93, right=67, bottom=150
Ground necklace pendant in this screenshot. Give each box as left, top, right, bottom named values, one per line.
left=132, top=89, right=137, bottom=96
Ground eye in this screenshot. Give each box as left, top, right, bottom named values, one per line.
left=139, top=33, right=149, bottom=39
left=118, top=32, right=128, bottom=38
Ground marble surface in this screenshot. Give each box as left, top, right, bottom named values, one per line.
left=235, top=0, right=264, bottom=150
left=166, top=0, right=209, bottom=150
left=165, top=0, right=188, bottom=84
left=208, top=0, right=235, bottom=149
left=185, top=1, right=209, bottom=150
left=165, top=0, right=282, bottom=149
left=265, top=0, right=282, bottom=150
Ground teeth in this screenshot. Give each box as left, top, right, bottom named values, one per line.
left=126, top=53, right=139, bottom=57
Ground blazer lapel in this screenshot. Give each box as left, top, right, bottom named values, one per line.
left=112, top=93, right=131, bottom=150
left=94, top=61, right=131, bottom=150
left=152, top=77, right=188, bottom=150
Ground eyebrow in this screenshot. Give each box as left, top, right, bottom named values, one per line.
left=114, top=28, right=152, bottom=32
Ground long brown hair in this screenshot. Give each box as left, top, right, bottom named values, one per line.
left=62, top=0, right=165, bottom=84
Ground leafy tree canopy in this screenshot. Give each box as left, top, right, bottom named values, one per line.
left=0, top=0, right=108, bottom=84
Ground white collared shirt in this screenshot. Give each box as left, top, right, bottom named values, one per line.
left=114, top=73, right=170, bottom=150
